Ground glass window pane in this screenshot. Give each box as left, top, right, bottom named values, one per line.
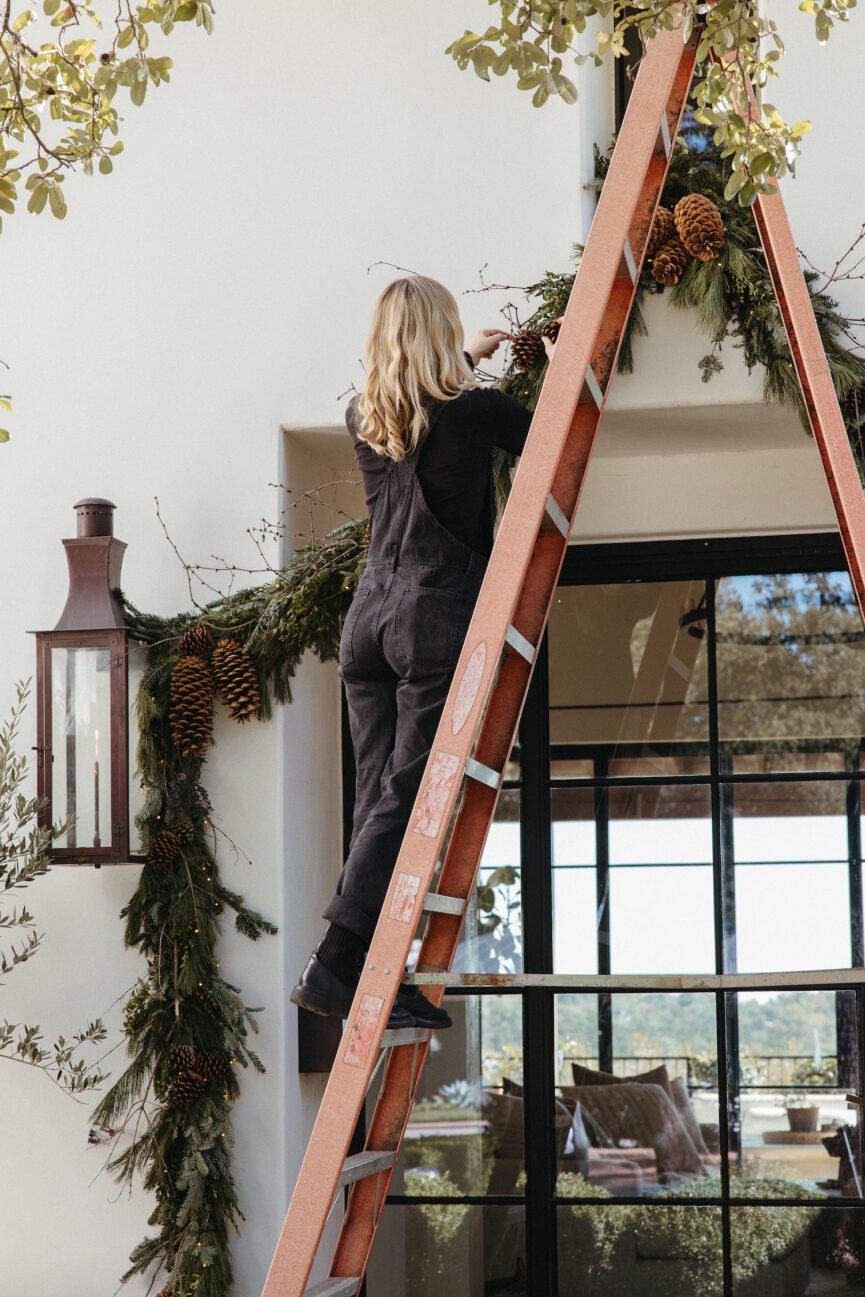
left=731, top=989, right=861, bottom=1199
left=50, top=646, right=112, bottom=849
left=454, top=790, right=522, bottom=974
left=367, top=1204, right=526, bottom=1297
left=559, top=1204, right=723, bottom=1297
left=548, top=580, right=710, bottom=774
left=732, top=782, right=851, bottom=973
left=607, top=784, right=714, bottom=975
left=370, top=995, right=523, bottom=1198
left=716, top=571, right=865, bottom=772
left=128, top=639, right=148, bottom=856
left=731, top=1206, right=865, bottom=1296
left=552, top=788, right=598, bottom=975
left=556, top=994, right=720, bottom=1199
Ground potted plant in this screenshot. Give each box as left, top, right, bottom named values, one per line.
left=784, top=1093, right=820, bottom=1132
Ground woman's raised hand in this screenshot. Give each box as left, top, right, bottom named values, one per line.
left=542, top=317, right=565, bottom=361
left=466, top=328, right=511, bottom=366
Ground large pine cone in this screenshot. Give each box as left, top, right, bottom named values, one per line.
left=178, top=623, right=214, bottom=658
left=174, top=819, right=196, bottom=844
left=651, top=237, right=690, bottom=286
left=147, top=827, right=180, bottom=870
left=212, top=639, right=261, bottom=723
left=541, top=319, right=561, bottom=345
left=674, top=193, right=725, bottom=261
left=166, top=1069, right=208, bottom=1108
left=646, top=206, right=675, bottom=259
left=169, top=657, right=214, bottom=759
left=195, top=1051, right=231, bottom=1082
left=511, top=329, right=545, bottom=372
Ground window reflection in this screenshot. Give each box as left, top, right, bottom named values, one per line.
left=454, top=791, right=522, bottom=975
left=548, top=580, right=710, bottom=773
left=556, top=994, right=720, bottom=1199
left=731, top=990, right=862, bottom=1200
left=716, top=572, right=865, bottom=772
left=732, top=782, right=852, bottom=973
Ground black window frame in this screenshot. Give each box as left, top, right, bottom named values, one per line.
left=365, top=532, right=865, bottom=1297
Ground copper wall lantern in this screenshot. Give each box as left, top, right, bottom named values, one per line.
left=34, top=499, right=147, bottom=864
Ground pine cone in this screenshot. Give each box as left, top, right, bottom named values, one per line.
left=511, top=329, right=545, bottom=372
left=174, top=819, right=196, bottom=844
left=212, top=639, right=261, bottom=723
left=169, top=657, right=214, bottom=759
left=195, top=1051, right=231, bottom=1082
left=147, top=827, right=180, bottom=871
left=647, top=206, right=675, bottom=258
left=170, top=1045, right=197, bottom=1073
left=178, top=623, right=214, bottom=658
left=166, top=1068, right=208, bottom=1108
left=540, top=319, right=560, bottom=345
left=674, top=193, right=725, bottom=262
left=651, top=237, right=690, bottom=286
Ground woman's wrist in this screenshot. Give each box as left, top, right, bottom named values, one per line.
left=464, top=349, right=477, bottom=369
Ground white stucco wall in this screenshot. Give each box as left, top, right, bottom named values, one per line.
left=1, top=5, right=863, bottom=1295
left=0, top=3, right=609, bottom=1294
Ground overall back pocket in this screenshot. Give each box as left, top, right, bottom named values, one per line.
left=394, top=586, right=474, bottom=669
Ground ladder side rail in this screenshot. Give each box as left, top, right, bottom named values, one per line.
left=326, top=33, right=699, bottom=1290
left=709, top=49, right=865, bottom=618
left=752, top=191, right=865, bottom=615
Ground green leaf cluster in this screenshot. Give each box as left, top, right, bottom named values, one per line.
left=0, top=681, right=108, bottom=1093
left=446, top=1, right=857, bottom=201
left=0, top=0, right=213, bottom=228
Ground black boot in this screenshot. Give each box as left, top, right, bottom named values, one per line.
left=290, top=953, right=415, bottom=1029
left=396, top=979, right=453, bottom=1030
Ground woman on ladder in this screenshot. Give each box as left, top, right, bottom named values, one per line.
left=291, top=275, right=557, bottom=1029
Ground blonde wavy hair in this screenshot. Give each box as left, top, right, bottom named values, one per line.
left=356, top=275, right=478, bottom=460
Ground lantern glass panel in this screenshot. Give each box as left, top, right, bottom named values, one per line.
left=50, top=646, right=112, bottom=850
left=127, top=640, right=147, bottom=856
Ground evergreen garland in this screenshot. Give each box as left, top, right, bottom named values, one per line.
left=499, top=138, right=865, bottom=478
left=92, top=522, right=368, bottom=1296
left=97, top=137, right=865, bottom=1296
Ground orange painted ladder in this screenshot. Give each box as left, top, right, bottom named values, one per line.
left=262, top=27, right=865, bottom=1297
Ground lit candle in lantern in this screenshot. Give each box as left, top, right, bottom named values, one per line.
left=93, top=728, right=101, bottom=848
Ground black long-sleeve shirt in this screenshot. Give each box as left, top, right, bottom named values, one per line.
left=345, top=369, right=532, bottom=557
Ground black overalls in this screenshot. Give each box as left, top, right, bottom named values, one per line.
left=324, top=402, right=489, bottom=944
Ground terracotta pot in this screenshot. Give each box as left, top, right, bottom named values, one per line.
left=787, top=1106, right=819, bottom=1133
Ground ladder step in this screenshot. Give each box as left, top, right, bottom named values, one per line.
left=622, top=235, right=638, bottom=283
left=659, top=110, right=672, bottom=156
left=305, top=1280, right=360, bottom=1297
left=464, top=757, right=501, bottom=790
left=337, top=1150, right=395, bottom=1189
left=544, top=493, right=570, bottom=538
left=380, top=1026, right=430, bottom=1048
left=423, top=891, right=466, bottom=917
left=504, top=623, right=535, bottom=663
left=584, top=364, right=604, bottom=409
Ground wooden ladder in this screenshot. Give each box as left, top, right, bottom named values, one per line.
left=262, top=27, right=865, bottom=1297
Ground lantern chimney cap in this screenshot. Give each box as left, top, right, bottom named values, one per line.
left=73, top=498, right=116, bottom=538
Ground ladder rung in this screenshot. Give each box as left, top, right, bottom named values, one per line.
left=305, top=1280, right=360, bottom=1297
left=544, top=493, right=570, bottom=538
left=338, top=1151, right=395, bottom=1188
left=504, top=624, right=535, bottom=663
left=622, top=236, right=638, bottom=283
left=465, top=757, right=500, bottom=790
left=423, top=891, right=467, bottom=917
left=584, top=364, right=604, bottom=409
left=380, top=1026, right=431, bottom=1048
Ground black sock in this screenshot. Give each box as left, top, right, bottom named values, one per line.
left=315, top=923, right=366, bottom=984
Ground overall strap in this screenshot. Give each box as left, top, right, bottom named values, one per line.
left=387, top=399, right=446, bottom=570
